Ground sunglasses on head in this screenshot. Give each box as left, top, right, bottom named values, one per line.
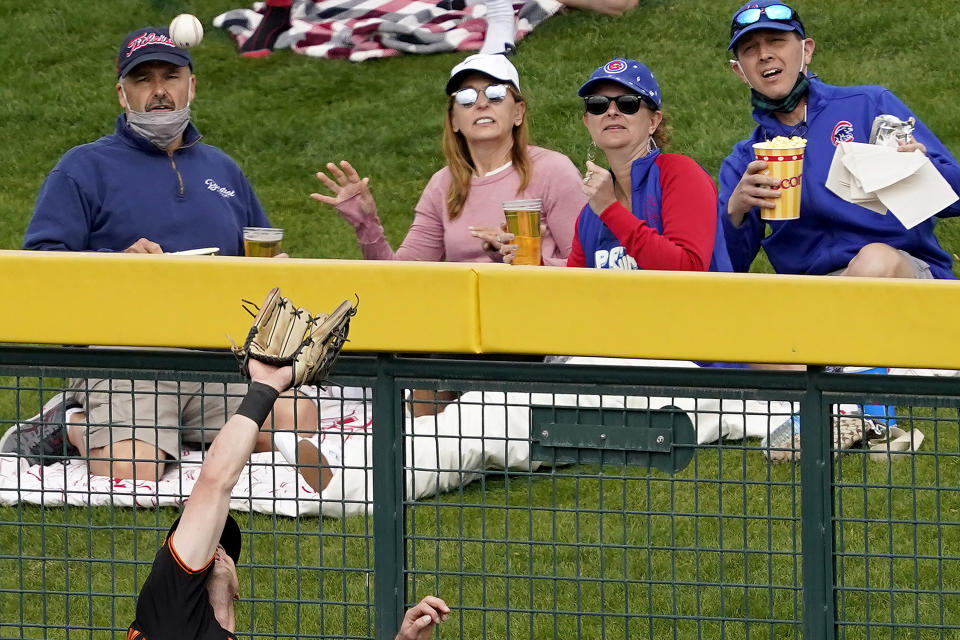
left=583, top=94, right=652, bottom=116
left=452, top=84, right=509, bottom=107
left=730, top=4, right=799, bottom=37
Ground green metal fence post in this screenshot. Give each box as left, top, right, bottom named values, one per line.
left=800, top=366, right=836, bottom=640
left=373, top=353, right=404, bottom=640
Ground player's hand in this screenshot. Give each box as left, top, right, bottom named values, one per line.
left=311, top=160, right=377, bottom=223
left=246, top=358, right=294, bottom=394
left=395, top=596, right=450, bottom=640
left=124, top=237, right=163, bottom=254
left=727, top=160, right=781, bottom=225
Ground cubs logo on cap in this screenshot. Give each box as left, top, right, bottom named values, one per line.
left=603, top=60, right=627, bottom=73
left=578, top=58, right=662, bottom=110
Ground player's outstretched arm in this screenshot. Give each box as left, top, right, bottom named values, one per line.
left=172, top=359, right=292, bottom=570
left=395, top=596, right=450, bottom=640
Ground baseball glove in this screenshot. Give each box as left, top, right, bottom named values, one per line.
left=232, top=287, right=357, bottom=387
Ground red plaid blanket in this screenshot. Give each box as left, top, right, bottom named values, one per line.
left=213, top=0, right=563, bottom=61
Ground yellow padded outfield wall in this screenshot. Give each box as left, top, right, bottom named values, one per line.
left=1, top=250, right=958, bottom=368
left=0, top=251, right=480, bottom=353
left=478, top=266, right=960, bottom=368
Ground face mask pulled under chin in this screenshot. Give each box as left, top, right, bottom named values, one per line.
left=121, top=86, right=192, bottom=150
left=750, top=72, right=810, bottom=114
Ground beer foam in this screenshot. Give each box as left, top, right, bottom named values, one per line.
left=754, top=136, right=807, bottom=149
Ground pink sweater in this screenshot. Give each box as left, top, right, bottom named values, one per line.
left=337, top=146, right=585, bottom=265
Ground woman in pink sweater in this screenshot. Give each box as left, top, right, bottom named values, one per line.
left=311, top=53, right=585, bottom=266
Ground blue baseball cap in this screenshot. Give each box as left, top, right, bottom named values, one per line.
left=578, top=59, right=661, bottom=109
left=117, top=27, right=192, bottom=79
left=728, top=1, right=806, bottom=51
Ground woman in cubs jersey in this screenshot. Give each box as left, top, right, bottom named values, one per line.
left=568, top=58, right=731, bottom=272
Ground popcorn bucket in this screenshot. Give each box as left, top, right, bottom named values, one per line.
left=753, top=142, right=805, bottom=221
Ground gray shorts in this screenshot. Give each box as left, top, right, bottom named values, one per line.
left=901, top=251, right=934, bottom=279
left=829, top=250, right=933, bottom=279
left=68, top=378, right=246, bottom=458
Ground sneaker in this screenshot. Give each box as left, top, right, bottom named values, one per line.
left=761, top=413, right=883, bottom=463
left=0, top=393, right=82, bottom=466
left=762, top=414, right=801, bottom=462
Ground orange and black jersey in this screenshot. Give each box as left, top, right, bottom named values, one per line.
left=127, top=536, right=237, bottom=640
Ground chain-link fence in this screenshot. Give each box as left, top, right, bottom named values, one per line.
left=0, top=348, right=957, bottom=639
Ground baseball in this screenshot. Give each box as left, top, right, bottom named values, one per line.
left=169, top=13, right=204, bottom=49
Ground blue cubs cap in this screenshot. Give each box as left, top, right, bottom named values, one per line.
left=117, top=27, right=192, bottom=79
left=578, top=59, right=661, bottom=110
left=728, top=1, right=806, bottom=51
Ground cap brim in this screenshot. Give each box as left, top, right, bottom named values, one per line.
left=167, top=514, right=242, bottom=565
left=728, top=21, right=801, bottom=50
left=578, top=77, right=638, bottom=97
left=118, top=50, right=192, bottom=78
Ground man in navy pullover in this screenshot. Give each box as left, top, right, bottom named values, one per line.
left=23, top=27, right=271, bottom=254
left=718, top=1, right=960, bottom=279
left=9, top=28, right=306, bottom=482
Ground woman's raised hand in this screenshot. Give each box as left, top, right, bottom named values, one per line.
left=311, top=160, right=377, bottom=222
left=581, top=160, right=617, bottom=214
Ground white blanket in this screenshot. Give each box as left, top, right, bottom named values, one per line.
left=0, top=358, right=791, bottom=517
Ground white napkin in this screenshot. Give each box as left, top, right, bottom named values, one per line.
left=825, top=141, right=958, bottom=229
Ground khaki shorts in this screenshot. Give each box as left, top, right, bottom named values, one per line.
left=68, top=378, right=246, bottom=458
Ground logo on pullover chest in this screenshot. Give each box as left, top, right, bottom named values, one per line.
left=831, top=121, right=854, bottom=146
left=204, top=178, right=236, bottom=198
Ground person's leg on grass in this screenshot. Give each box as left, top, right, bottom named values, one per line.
left=65, top=378, right=180, bottom=480
left=240, top=0, right=294, bottom=57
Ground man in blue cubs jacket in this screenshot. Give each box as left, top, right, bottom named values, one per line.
left=23, top=26, right=271, bottom=254
left=718, top=1, right=960, bottom=279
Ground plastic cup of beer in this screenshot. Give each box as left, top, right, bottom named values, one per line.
left=243, top=227, right=283, bottom=257
left=502, top=199, right=542, bottom=266
left=753, top=136, right=807, bottom=221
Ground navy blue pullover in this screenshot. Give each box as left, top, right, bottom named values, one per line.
left=24, top=115, right=270, bottom=255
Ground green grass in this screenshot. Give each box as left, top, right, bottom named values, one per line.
left=3, top=413, right=960, bottom=638
left=4, top=0, right=960, bottom=637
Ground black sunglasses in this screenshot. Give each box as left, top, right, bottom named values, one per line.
left=583, top=94, right=652, bottom=116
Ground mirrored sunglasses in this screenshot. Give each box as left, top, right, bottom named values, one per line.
left=583, top=94, right=650, bottom=116
left=730, top=4, right=797, bottom=37
left=453, top=84, right=509, bottom=107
